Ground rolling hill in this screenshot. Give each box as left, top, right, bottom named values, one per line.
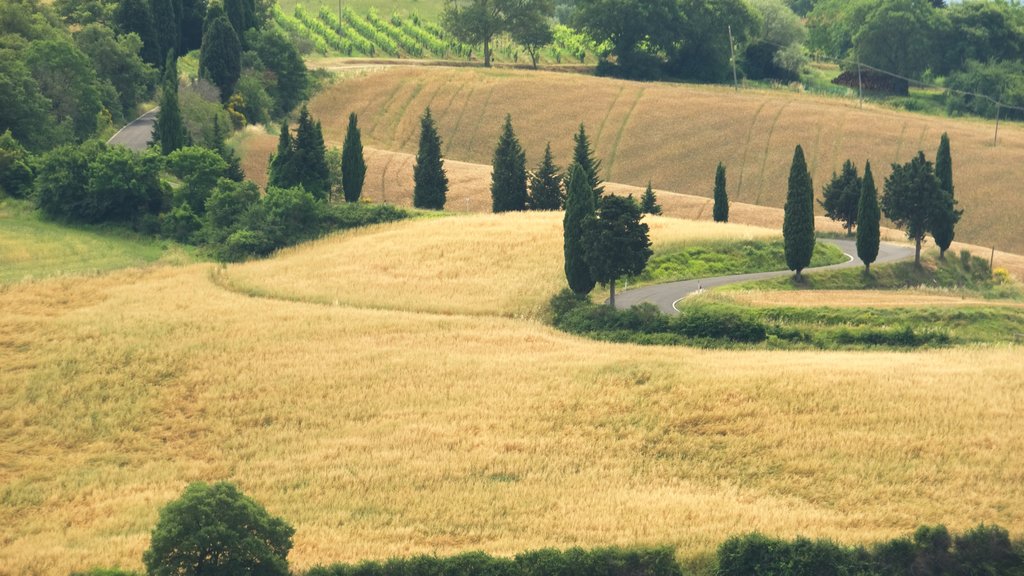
left=297, top=65, right=1024, bottom=256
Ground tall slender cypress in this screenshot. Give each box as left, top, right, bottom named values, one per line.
left=932, top=132, right=959, bottom=258
left=291, top=110, right=330, bottom=200
left=784, top=145, right=815, bottom=280
left=490, top=114, right=528, bottom=213
left=569, top=124, right=603, bottom=202
left=413, top=107, right=448, bottom=210
left=115, top=0, right=162, bottom=67
left=563, top=163, right=597, bottom=295
left=151, top=0, right=179, bottom=63
left=713, top=162, right=729, bottom=222
left=856, top=160, right=880, bottom=272
left=157, top=50, right=186, bottom=155
left=341, top=112, right=366, bottom=203
left=527, top=142, right=563, bottom=210
left=268, top=121, right=294, bottom=188
left=200, top=8, right=241, bottom=102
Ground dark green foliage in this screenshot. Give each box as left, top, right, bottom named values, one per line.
left=70, top=569, right=141, bottom=576
left=666, top=0, right=759, bottom=82
left=166, top=145, right=228, bottom=214
left=25, top=37, right=104, bottom=141
left=35, top=142, right=165, bottom=225
left=199, top=9, right=241, bottom=102
left=712, top=162, right=728, bottom=222
left=442, top=0, right=554, bottom=67
left=945, top=60, right=1024, bottom=120
left=143, top=482, right=294, bottom=576
left=224, top=0, right=255, bottom=39
left=562, top=163, right=596, bottom=295
left=74, top=24, right=158, bottom=120
left=252, top=27, right=308, bottom=116
left=161, top=200, right=201, bottom=242
left=341, top=112, right=366, bottom=203
left=268, top=121, right=295, bottom=188
left=0, top=130, right=34, bottom=198
left=205, top=114, right=244, bottom=181
left=854, top=0, right=939, bottom=85
left=881, top=151, right=946, bottom=266
left=783, top=144, right=815, bottom=279
left=179, top=0, right=207, bottom=53
left=569, top=123, right=603, bottom=201
left=574, top=0, right=681, bottom=79
left=305, top=545, right=682, bottom=576
left=953, top=524, right=1023, bottom=575
left=150, top=0, right=179, bottom=63
left=856, top=160, right=880, bottom=272
left=507, top=1, right=553, bottom=69
left=641, top=181, right=661, bottom=215
left=583, top=194, right=652, bottom=307
left=114, top=0, right=161, bottom=66
left=490, top=114, right=528, bottom=213
left=292, top=109, right=331, bottom=200
left=157, top=50, right=187, bottom=155
left=932, top=132, right=958, bottom=258
left=202, top=177, right=260, bottom=245
left=820, top=159, right=861, bottom=234
left=527, top=142, right=562, bottom=210
left=413, top=107, right=448, bottom=210
left=0, top=50, right=59, bottom=151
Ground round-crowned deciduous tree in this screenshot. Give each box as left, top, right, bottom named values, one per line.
left=143, top=482, right=294, bottom=576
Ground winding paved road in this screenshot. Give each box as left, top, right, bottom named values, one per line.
left=614, top=238, right=916, bottom=313
left=106, top=107, right=159, bottom=151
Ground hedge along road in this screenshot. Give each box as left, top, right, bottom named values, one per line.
left=613, top=238, right=916, bottom=314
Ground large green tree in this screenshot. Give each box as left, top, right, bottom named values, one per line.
left=853, top=0, right=941, bottom=92
left=668, top=0, right=759, bottom=83
left=156, top=50, right=187, bottom=155
left=268, top=121, right=295, bottom=188
left=507, top=1, right=553, bottom=69
left=166, top=145, right=228, bottom=214
left=584, top=194, right=652, bottom=308
left=490, top=114, right=528, bottom=213
left=820, top=159, right=861, bottom=234
left=74, top=24, right=158, bottom=120
left=199, top=7, right=241, bottom=102
left=253, top=26, right=307, bottom=115
left=143, top=482, right=294, bottom=576
left=574, top=0, right=681, bottom=77
left=291, top=107, right=331, bottom=200
left=856, top=160, right=880, bottom=272
left=341, top=112, right=366, bottom=203
left=881, top=151, right=947, bottom=266
left=783, top=144, right=815, bottom=280
left=150, top=0, right=180, bottom=63
left=442, top=0, right=553, bottom=67
left=713, top=162, right=729, bottom=222
left=569, top=123, right=603, bottom=202
left=563, top=162, right=596, bottom=295
left=413, top=107, right=448, bottom=210
left=114, top=0, right=162, bottom=67
left=931, top=132, right=960, bottom=258
left=25, top=38, right=105, bottom=141
left=527, top=142, right=563, bottom=210
left=224, top=0, right=255, bottom=41
left=180, top=0, right=208, bottom=53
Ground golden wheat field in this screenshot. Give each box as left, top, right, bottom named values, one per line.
left=297, top=65, right=1024, bottom=256
left=3, top=212, right=1024, bottom=575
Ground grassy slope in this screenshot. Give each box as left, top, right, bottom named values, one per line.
left=3, top=212, right=1024, bottom=575
left=0, top=201, right=196, bottom=284
left=301, top=66, right=1024, bottom=257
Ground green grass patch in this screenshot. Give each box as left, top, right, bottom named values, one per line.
left=632, top=239, right=846, bottom=287
left=0, top=200, right=199, bottom=284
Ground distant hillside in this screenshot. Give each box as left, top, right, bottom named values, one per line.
left=305, top=66, right=1024, bottom=256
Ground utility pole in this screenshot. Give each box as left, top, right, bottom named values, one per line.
left=994, top=102, right=1002, bottom=146
left=728, top=25, right=738, bottom=92
left=857, top=58, right=863, bottom=108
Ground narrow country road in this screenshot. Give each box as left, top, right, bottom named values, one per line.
left=107, top=107, right=159, bottom=151
left=614, top=238, right=916, bottom=313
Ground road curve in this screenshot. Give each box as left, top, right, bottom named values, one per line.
left=614, top=238, right=915, bottom=313
left=107, top=107, right=159, bottom=151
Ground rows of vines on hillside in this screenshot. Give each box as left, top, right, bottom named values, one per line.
left=270, top=3, right=598, bottom=64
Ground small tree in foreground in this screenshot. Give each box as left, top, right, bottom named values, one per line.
left=527, top=142, right=563, bottom=210
left=820, top=159, right=861, bottom=234
left=882, top=151, right=947, bottom=267
left=784, top=145, right=815, bottom=280
left=856, top=160, right=880, bottom=272
left=143, top=482, right=294, bottom=576
left=713, top=162, right=728, bottom=222
left=583, top=194, right=652, bottom=308
left=413, top=107, right=448, bottom=210
left=563, top=163, right=596, bottom=295
left=641, top=181, right=662, bottom=215
left=341, top=112, right=366, bottom=203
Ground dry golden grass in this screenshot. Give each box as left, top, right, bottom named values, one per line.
left=303, top=65, right=1024, bottom=256
left=221, top=212, right=778, bottom=318
left=723, top=289, right=1024, bottom=308
left=3, top=214, right=1024, bottom=575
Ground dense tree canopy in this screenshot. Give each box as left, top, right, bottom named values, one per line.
left=443, top=0, right=554, bottom=67
left=490, top=114, right=528, bottom=213
left=820, top=159, right=861, bottom=234
left=413, top=107, right=448, bottom=210
left=881, top=151, right=952, bottom=266
left=574, top=0, right=681, bottom=77
left=199, top=8, right=241, bottom=102
left=583, top=194, right=652, bottom=308
left=784, top=144, right=815, bottom=280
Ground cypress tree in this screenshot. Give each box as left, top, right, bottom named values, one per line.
left=157, top=50, right=187, bottom=155
left=932, top=132, right=959, bottom=258
left=856, top=160, right=880, bottom=273
left=583, top=194, right=652, bottom=308
left=569, top=123, right=603, bottom=202
left=267, top=121, right=295, bottom=189
left=115, top=0, right=162, bottom=67
left=563, top=163, right=597, bottom=295
left=527, top=142, right=563, bottom=210
left=180, top=0, right=207, bottom=54
left=490, top=114, right=528, bottom=213
left=291, top=109, right=330, bottom=200
left=820, top=159, right=861, bottom=234
left=224, top=0, right=255, bottom=45
left=151, top=0, right=180, bottom=63
left=783, top=145, right=816, bottom=280
left=208, top=115, right=244, bottom=181
left=200, top=9, right=241, bottom=102
left=341, top=112, right=366, bottom=203
left=713, top=162, right=729, bottom=222
left=413, top=107, right=448, bottom=210
left=640, top=181, right=661, bottom=215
